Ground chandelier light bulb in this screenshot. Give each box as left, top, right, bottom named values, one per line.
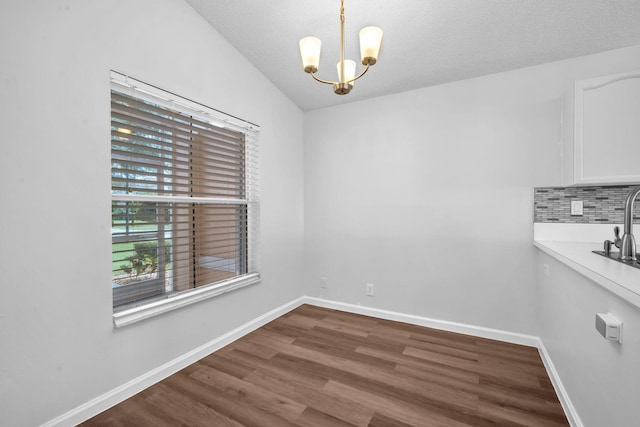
left=299, top=37, right=322, bottom=73
left=337, top=59, right=356, bottom=85
left=359, top=26, right=383, bottom=65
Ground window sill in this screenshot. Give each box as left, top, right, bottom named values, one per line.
left=113, top=273, right=261, bottom=328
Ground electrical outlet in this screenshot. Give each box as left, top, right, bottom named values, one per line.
left=543, top=264, right=550, bottom=276
left=321, top=277, right=327, bottom=288
left=571, top=200, right=583, bottom=216
left=366, top=283, right=374, bottom=296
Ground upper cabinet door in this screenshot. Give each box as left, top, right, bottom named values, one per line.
left=565, top=72, right=640, bottom=186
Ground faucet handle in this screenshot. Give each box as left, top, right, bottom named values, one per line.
left=614, top=226, right=622, bottom=248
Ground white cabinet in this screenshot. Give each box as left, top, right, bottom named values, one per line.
left=562, top=72, right=640, bottom=186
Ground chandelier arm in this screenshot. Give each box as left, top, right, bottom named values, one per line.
left=310, top=72, right=338, bottom=86
left=348, top=63, right=371, bottom=84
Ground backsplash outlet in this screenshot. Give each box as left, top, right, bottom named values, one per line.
left=534, top=185, right=640, bottom=224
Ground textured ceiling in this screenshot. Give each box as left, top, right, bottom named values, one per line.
left=186, top=0, right=640, bottom=111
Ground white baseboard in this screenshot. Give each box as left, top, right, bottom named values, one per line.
left=41, top=297, right=307, bottom=427
left=536, top=339, right=584, bottom=427
left=302, top=297, right=540, bottom=347
left=43, top=295, right=581, bottom=427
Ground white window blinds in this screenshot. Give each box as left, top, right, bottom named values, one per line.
left=110, top=72, right=259, bottom=317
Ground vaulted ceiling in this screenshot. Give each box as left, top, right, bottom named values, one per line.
left=186, top=0, right=640, bottom=111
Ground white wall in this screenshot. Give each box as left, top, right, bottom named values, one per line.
left=0, top=1, right=304, bottom=426
left=538, top=252, right=640, bottom=427
left=303, top=44, right=640, bottom=335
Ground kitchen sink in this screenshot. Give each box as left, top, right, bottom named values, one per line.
left=592, top=250, right=640, bottom=271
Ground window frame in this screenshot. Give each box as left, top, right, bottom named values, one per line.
left=110, top=71, right=260, bottom=327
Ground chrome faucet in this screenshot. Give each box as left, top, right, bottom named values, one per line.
left=619, top=186, right=640, bottom=262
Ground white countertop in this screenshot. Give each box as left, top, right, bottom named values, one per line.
left=533, top=224, right=640, bottom=310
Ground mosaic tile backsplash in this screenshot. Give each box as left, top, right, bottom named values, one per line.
left=534, top=185, right=640, bottom=224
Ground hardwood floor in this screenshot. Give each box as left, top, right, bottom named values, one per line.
left=81, top=305, right=569, bottom=426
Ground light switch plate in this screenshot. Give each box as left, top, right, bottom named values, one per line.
left=571, top=200, right=583, bottom=216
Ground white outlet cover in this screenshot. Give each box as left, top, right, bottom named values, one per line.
left=571, top=200, right=583, bottom=216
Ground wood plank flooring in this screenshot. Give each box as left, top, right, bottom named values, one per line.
left=81, top=305, right=569, bottom=426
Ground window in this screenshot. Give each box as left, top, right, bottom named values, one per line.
left=110, top=71, right=259, bottom=326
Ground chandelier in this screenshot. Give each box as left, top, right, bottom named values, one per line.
left=298, top=0, right=383, bottom=95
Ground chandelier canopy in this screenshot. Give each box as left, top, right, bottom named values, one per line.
left=299, top=0, right=383, bottom=95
